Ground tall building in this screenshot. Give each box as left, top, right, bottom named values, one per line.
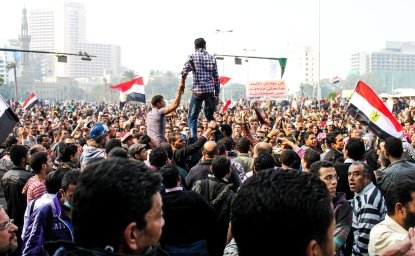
left=299, top=46, right=319, bottom=85
left=351, top=41, right=415, bottom=75
left=351, top=41, right=415, bottom=93
left=28, top=0, right=121, bottom=79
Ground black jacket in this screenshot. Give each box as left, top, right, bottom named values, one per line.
left=1, top=166, right=33, bottom=228
left=173, top=136, right=207, bottom=171
left=44, top=240, right=168, bottom=256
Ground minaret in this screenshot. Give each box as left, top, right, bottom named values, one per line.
left=18, top=7, right=31, bottom=64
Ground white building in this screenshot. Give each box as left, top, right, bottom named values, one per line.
left=351, top=41, right=415, bottom=75
left=299, top=46, right=319, bottom=85
left=28, top=0, right=121, bottom=79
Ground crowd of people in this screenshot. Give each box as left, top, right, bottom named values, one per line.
left=0, top=37, right=415, bottom=255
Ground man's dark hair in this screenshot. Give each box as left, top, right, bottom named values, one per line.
left=159, top=142, right=173, bottom=160
left=235, top=137, right=251, bottom=153
left=303, top=149, right=321, bottom=169
left=386, top=180, right=415, bottom=216
left=105, top=138, right=122, bottom=155
left=194, top=38, right=206, bottom=49
left=36, top=134, right=49, bottom=145
left=304, top=131, right=315, bottom=141
left=139, top=135, right=152, bottom=149
left=279, top=149, right=300, bottom=169
left=345, top=138, right=365, bottom=161
left=211, top=156, right=230, bottom=179
left=149, top=147, right=168, bottom=168
left=220, top=124, right=233, bottom=137
left=232, top=170, right=333, bottom=255
left=216, top=143, right=227, bottom=156
left=379, top=151, right=391, bottom=168
left=384, top=137, right=403, bottom=158
left=61, top=144, right=78, bottom=162
left=29, top=151, right=48, bottom=174
left=9, top=145, right=29, bottom=166
left=73, top=158, right=161, bottom=250
left=45, top=169, right=66, bottom=194
left=5, top=135, right=18, bottom=148
left=218, top=136, right=234, bottom=151
left=309, top=160, right=334, bottom=176
left=108, top=147, right=128, bottom=159
left=160, top=164, right=179, bottom=189
left=254, top=152, right=276, bottom=172
left=62, top=170, right=81, bottom=191
left=151, top=95, right=164, bottom=106
left=326, top=132, right=340, bottom=147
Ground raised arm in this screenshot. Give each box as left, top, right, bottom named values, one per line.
left=165, top=80, right=185, bottom=115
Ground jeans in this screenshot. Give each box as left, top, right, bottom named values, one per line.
left=188, top=92, right=215, bottom=138
left=163, top=239, right=209, bottom=256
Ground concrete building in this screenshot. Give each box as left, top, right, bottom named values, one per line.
left=28, top=0, right=121, bottom=79
left=351, top=41, right=415, bottom=75
left=350, top=41, right=415, bottom=93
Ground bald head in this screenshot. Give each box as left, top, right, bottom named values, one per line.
left=253, top=142, right=272, bottom=158
left=203, top=141, right=217, bottom=159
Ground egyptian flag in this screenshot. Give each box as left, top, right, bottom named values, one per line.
left=0, top=94, right=19, bottom=143
left=220, top=76, right=231, bottom=87
left=111, top=77, right=146, bottom=104
left=331, top=76, right=340, bottom=84
left=222, top=100, right=232, bottom=113
left=347, top=81, right=403, bottom=139
left=22, top=92, right=39, bottom=110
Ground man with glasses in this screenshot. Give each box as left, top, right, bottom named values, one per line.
left=310, top=160, right=353, bottom=255
left=0, top=208, right=18, bottom=255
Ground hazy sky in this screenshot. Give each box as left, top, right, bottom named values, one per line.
left=1, top=0, right=415, bottom=88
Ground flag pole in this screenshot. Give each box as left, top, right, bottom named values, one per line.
left=342, top=81, right=361, bottom=132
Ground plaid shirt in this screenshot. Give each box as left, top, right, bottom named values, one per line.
left=181, top=48, right=220, bottom=97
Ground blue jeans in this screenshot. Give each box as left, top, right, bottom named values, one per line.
left=163, top=239, right=209, bottom=256
left=188, top=93, right=215, bottom=138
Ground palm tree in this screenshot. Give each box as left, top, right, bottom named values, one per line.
left=122, top=69, right=138, bottom=81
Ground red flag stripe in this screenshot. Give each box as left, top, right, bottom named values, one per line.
left=110, top=77, right=144, bottom=92
left=220, top=76, right=231, bottom=86
left=222, top=100, right=232, bottom=113
left=355, top=81, right=402, bottom=131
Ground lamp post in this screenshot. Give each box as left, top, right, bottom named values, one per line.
left=216, top=29, right=233, bottom=101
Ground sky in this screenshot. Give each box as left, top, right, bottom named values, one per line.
left=1, top=0, right=415, bottom=90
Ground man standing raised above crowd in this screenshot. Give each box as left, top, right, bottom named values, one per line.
left=147, top=81, right=185, bottom=145
left=181, top=38, right=220, bottom=143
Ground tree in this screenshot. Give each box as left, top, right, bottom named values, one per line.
left=122, top=69, right=139, bottom=81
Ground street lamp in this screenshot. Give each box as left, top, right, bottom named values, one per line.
left=216, top=29, right=233, bottom=101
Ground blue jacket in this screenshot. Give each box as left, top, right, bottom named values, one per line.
left=22, top=194, right=74, bottom=256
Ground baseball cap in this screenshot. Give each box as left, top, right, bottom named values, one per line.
left=89, top=123, right=109, bottom=140
left=119, top=132, right=132, bottom=142
left=128, top=143, right=146, bottom=157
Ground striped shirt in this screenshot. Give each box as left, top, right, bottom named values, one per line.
left=22, top=176, right=46, bottom=203
left=351, top=182, right=386, bottom=256
left=181, top=48, right=220, bottom=98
